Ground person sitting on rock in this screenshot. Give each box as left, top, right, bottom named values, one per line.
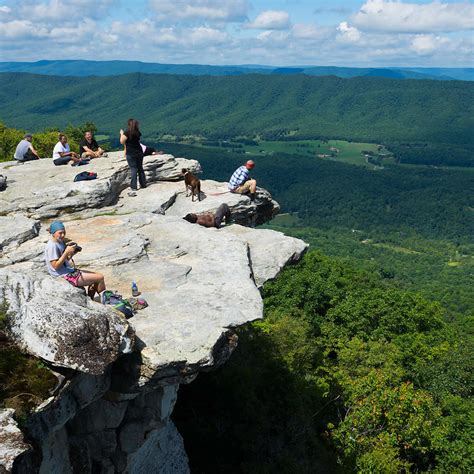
left=183, top=203, right=231, bottom=228
left=228, top=160, right=257, bottom=201
left=79, top=131, right=107, bottom=159
left=44, top=221, right=106, bottom=300
left=53, top=134, right=81, bottom=166
left=14, top=133, right=40, bottom=162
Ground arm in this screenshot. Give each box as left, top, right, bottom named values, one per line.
left=59, top=149, right=79, bottom=158
left=50, top=245, right=76, bottom=270
left=29, top=144, right=40, bottom=158
left=119, top=129, right=127, bottom=145
left=82, top=145, right=94, bottom=154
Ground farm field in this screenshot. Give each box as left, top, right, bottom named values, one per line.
left=172, top=138, right=394, bottom=169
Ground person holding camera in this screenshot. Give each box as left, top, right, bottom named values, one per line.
left=44, top=221, right=106, bottom=300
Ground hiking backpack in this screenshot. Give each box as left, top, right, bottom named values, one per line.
left=74, top=171, right=97, bottom=182
left=101, top=290, right=134, bottom=319
left=0, top=174, right=7, bottom=191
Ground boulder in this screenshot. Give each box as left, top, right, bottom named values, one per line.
left=0, top=409, right=31, bottom=473
left=0, top=269, right=134, bottom=374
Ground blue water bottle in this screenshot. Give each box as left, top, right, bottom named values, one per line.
left=132, top=281, right=139, bottom=297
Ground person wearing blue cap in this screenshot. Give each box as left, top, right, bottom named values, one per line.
left=44, top=221, right=106, bottom=300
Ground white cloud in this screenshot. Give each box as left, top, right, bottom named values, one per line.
left=353, top=0, right=474, bottom=33
left=337, top=21, right=361, bottom=43
left=149, top=0, right=248, bottom=22
left=0, top=20, right=49, bottom=38
left=0, top=5, right=11, bottom=13
left=410, top=34, right=452, bottom=55
left=17, top=0, right=114, bottom=22
left=109, top=21, right=229, bottom=49
left=247, top=10, right=291, bottom=30
left=291, top=23, right=331, bottom=41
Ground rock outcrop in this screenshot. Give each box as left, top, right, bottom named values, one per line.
left=0, top=152, right=307, bottom=473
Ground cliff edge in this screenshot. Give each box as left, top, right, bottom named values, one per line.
left=0, top=152, right=308, bottom=473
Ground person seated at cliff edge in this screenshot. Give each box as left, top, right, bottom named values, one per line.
left=14, top=133, right=40, bottom=162
left=228, top=160, right=257, bottom=201
left=44, top=220, right=107, bottom=300
left=79, top=131, right=107, bottom=159
left=183, top=203, right=232, bottom=229
left=53, top=134, right=82, bottom=166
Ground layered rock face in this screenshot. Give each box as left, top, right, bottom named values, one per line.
left=0, top=152, right=307, bottom=473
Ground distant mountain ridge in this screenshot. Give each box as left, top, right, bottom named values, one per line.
left=0, top=60, right=472, bottom=81
left=0, top=72, right=472, bottom=161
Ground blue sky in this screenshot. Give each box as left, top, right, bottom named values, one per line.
left=1, top=1, right=473, bottom=67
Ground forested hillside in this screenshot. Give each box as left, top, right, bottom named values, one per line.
left=159, top=142, right=474, bottom=314
left=0, top=72, right=472, bottom=165
left=174, top=252, right=473, bottom=472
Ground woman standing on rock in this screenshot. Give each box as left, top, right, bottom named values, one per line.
left=120, top=118, right=146, bottom=197
left=44, top=221, right=107, bottom=300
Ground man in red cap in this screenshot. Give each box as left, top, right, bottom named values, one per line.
left=228, top=160, right=257, bottom=201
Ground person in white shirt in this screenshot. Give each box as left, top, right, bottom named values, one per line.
left=52, top=134, right=81, bottom=166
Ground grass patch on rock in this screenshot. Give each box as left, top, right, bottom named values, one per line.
left=0, top=302, right=57, bottom=421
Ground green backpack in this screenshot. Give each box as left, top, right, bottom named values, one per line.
left=101, top=290, right=134, bottom=319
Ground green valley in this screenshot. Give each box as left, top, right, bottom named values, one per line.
left=1, top=72, right=473, bottom=167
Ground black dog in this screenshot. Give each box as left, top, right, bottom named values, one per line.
left=182, top=168, right=201, bottom=202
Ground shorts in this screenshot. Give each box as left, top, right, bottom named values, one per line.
left=214, top=203, right=231, bottom=228
left=233, top=181, right=253, bottom=194
left=63, top=270, right=82, bottom=287
left=81, top=152, right=91, bottom=158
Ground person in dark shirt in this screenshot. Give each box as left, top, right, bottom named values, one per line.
left=120, top=118, right=146, bottom=197
left=79, top=131, right=107, bottom=159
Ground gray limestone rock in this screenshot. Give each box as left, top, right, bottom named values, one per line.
left=0, top=409, right=31, bottom=473
left=0, top=152, right=199, bottom=219
left=0, top=269, right=134, bottom=374
left=0, top=215, right=40, bottom=253
left=0, top=150, right=307, bottom=473
left=221, top=224, right=309, bottom=287
left=127, top=421, right=189, bottom=474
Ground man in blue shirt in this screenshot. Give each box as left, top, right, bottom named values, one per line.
left=228, top=160, right=257, bottom=201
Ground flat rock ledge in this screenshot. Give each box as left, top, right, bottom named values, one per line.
left=0, top=152, right=308, bottom=473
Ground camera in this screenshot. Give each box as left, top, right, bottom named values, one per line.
left=67, top=242, right=82, bottom=252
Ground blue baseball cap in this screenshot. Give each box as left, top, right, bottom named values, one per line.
left=49, top=221, right=65, bottom=234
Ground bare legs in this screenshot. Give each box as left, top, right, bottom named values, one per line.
left=77, top=269, right=106, bottom=300
left=248, top=179, right=257, bottom=193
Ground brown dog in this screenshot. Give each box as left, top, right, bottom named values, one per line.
left=182, top=168, right=201, bottom=202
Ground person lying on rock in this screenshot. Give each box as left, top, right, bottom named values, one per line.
left=228, top=160, right=257, bottom=201
left=140, top=143, right=164, bottom=157
left=14, top=133, right=40, bottom=162
left=53, top=134, right=82, bottom=166
left=44, top=221, right=106, bottom=300
left=79, top=131, right=107, bottom=159
left=183, top=203, right=231, bottom=228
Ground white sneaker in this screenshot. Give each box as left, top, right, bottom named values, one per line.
left=128, top=191, right=137, bottom=197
